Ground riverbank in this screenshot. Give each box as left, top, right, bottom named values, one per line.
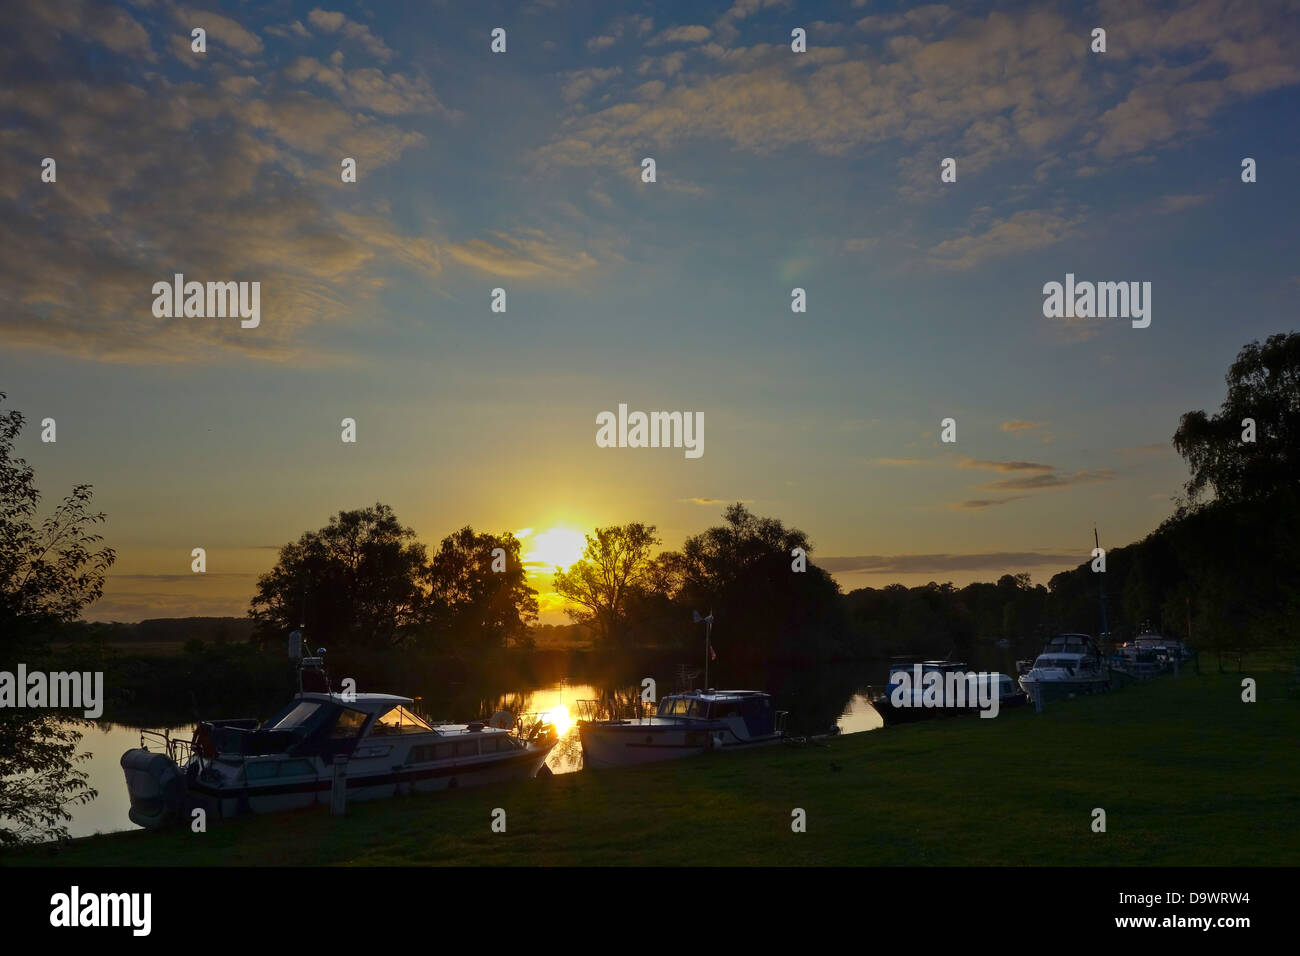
left=8, top=668, right=1298, bottom=867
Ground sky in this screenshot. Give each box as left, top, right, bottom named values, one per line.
left=1, top=0, right=1297, bottom=624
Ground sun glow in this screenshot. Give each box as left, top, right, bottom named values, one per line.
left=540, top=703, right=573, bottom=736
left=525, top=527, right=586, bottom=571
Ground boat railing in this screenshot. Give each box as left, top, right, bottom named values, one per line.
left=139, top=728, right=196, bottom=767
left=575, top=698, right=649, bottom=722
left=513, top=711, right=559, bottom=740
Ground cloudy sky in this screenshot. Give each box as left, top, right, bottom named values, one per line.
left=2, top=0, right=1297, bottom=623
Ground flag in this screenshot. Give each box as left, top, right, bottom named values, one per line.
left=709, top=644, right=717, bottom=661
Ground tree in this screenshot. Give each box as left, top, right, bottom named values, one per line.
left=1173, top=331, right=1300, bottom=503
left=0, top=393, right=113, bottom=845
left=422, top=527, right=538, bottom=649
left=666, top=504, right=844, bottom=661
left=674, top=502, right=811, bottom=607
left=249, top=504, right=430, bottom=649
left=552, top=523, right=661, bottom=645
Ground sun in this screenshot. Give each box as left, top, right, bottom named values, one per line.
left=524, top=527, right=586, bottom=571
left=540, top=703, right=573, bottom=736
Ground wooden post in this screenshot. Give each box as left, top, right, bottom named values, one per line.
left=331, top=757, right=348, bottom=816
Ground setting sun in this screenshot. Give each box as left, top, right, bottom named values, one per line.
left=540, top=703, right=573, bottom=736
left=525, top=527, right=586, bottom=571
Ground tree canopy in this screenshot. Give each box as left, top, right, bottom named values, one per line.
left=1173, top=331, right=1300, bottom=503
left=0, top=393, right=112, bottom=845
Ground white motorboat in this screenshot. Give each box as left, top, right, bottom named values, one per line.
left=577, top=689, right=788, bottom=768
left=121, top=650, right=556, bottom=829
left=1017, top=633, right=1110, bottom=703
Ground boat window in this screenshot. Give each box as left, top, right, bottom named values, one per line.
left=669, top=698, right=690, bottom=716
left=371, top=705, right=433, bottom=736
left=711, top=701, right=739, bottom=719
left=687, top=700, right=708, bottom=718
left=454, top=739, right=479, bottom=757
left=435, top=742, right=455, bottom=760
left=268, top=701, right=321, bottom=731
left=410, top=744, right=442, bottom=762
left=329, top=707, right=369, bottom=738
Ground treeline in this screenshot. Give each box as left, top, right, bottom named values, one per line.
left=1046, top=489, right=1300, bottom=658
left=49, top=616, right=256, bottom=645
left=846, top=333, right=1300, bottom=665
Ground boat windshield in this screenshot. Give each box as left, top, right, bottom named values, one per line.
left=370, top=705, right=433, bottom=735
left=267, top=701, right=322, bottom=731
left=657, top=697, right=703, bottom=717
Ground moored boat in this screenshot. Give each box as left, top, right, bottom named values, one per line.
left=869, top=660, right=1025, bottom=725
left=121, top=649, right=556, bottom=829
left=1017, top=633, right=1110, bottom=704
left=577, top=689, right=788, bottom=768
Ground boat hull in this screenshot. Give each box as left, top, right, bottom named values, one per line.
left=125, top=743, right=554, bottom=826
left=1018, top=675, right=1109, bottom=703
left=578, top=722, right=781, bottom=768
left=869, top=692, right=1026, bottom=726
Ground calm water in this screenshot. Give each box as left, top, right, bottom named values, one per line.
left=15, top=676, right=884, bottom=840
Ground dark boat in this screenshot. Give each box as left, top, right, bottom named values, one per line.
left=870, top=660, right=1025, bottom=725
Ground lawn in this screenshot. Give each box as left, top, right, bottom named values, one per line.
left=9, top=667, right=1298, bottom=866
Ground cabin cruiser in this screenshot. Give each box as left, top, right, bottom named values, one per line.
left=577, top=689, right=788, bottom=768
left=869, top=660, right=1026, bottom=725
left=1017, top=634, right=1110, bottom=703
left=121, top=651, right=556, bottom=829
left=1133, top=632, right=1195, bottom=663
left=1111, top=642, right=1164, bottom=679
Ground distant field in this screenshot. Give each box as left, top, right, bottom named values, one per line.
left=49, top=640, right=188, bottom=658
left=11, top=665, right=1298, bottom=867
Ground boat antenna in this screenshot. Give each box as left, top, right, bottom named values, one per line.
left=694, top=609, right=715, bottom=689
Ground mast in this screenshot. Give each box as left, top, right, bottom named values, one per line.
left=704, top=612, right=712, bottom=689
left=1095, top=526, right=1110, bottom=646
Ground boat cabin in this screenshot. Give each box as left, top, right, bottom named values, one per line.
left=201, top=693, right=520, bottom=763
left=655, top=690, right=779, bottom=738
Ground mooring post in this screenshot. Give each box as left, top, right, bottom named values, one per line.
left=331, top=757, right=348, bottom=816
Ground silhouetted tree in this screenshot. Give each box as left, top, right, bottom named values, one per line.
left=552, top=523, right=661, bottom=646
left=422, top=526, right=538, bottom=650
left=249, top=504, right=429, bottom=649
left=1173, top=331, right=1300, bottom=503
left=0, top=393, right=112, bottom=845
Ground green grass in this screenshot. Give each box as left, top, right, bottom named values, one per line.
left=9, top=668, right=1299, bottom=866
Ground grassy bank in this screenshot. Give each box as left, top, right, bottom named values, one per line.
left=8, top=668, right=1298, bottom=867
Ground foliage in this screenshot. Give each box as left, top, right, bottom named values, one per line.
left=0, top=392, right=113, bottom=845
left=552, top=523, right=661, bottom=646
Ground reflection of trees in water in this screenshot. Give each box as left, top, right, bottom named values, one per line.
left=0, top=715, right=98, bottom=846
left=547, top=732, right=584, bottom=772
